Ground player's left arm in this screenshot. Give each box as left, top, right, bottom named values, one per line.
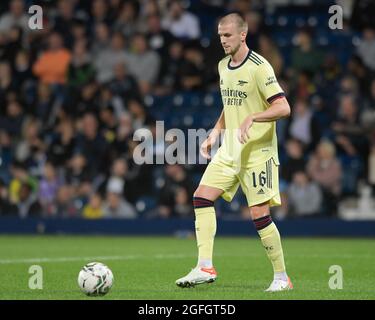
left=251, top=97, right=291, bottom=122
left=238, top=62, right=291, bottom=144
left=238, top=97, right=290, bottom=144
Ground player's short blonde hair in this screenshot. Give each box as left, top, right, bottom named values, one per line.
left=218, top=13, right=248, bottom=33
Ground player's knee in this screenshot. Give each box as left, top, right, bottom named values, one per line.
left=193, top=188, right=212, bottom=200
left=193, top=189, right=201, bottom=199
left=193, top=185, right=208, bottom=198
left=194, top=185, right=222, bottom=201
left=249, top=202, right=270, bottom=220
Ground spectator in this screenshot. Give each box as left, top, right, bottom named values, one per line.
left=281, top=139, right=306, bottom=183
left=13, top=50, right=33, bottom=89
left=30, top=83, right=56, bottom=123
left=356, top=27, right=375, bottom=71
left=369, top=144, right=375, bottom=189
left=137, top=0, right=161, bottom=33
left=244, top=11, right=264, bottom=51
left=292, top=71, right=317, bottom=102
left=53, top=184, right=79, bottom=217
left=258, top=34, right=283, bottom=77
left=332, top=95, right=367, bottom=159
left=178, top=45, right=205, bottom=91
left=107, top=0, right=124, bottom=22
left=347, top=55, right=371, bottom=97
left=16, top=182, right=42, bottom=218
left=9, top=162, right=38, bottom=205
left=82, top=192, right=104, bottom=219
left=91, top=22, right=111, bottom=58
left=351, top=0, right=375, bottom=30
left=0, top=0, right=29, bottom=35
left=366, top=78, right=375, bottom=109
left=158, top=164, right=193, bottom=214
left=0, top=62, right=17, bottom=108
left=174, top=186, right=194, bottom=217
left=47, top=118, right=76, bottom=167
left=156, top=40, right=184, bottom=94
left=65, top=153, right=92, bottom=188
left=287, top=171, right=323, bottom=217
left=67, top=39, right=95, bottom=89
left=32, top=32, right=72, bottom=85
left=99, top=106, right=118, bottom=146
left=108, top=62, right=140, bottom=103
left=315, top=54, right=342, bottom=100
left=126, top=33, right=161, bottom=94
left=0, top=130, right=13, bottom=183
left=113, top=111, right=134, bottom=156
left=113, top=1, right=140, bottom=39
left=0, top=100, right=24, bottom=137
left=310, top=95, right=333, bottom=150
left=38, top=162, right=62, bottom=215
left=89, top=0, right=111, bottom=31
left=146, top=13, right=175, bottom=56
left=96, top=85, right=116, bottom=110
left=74, top=80, right=100, bottom=115
left=140, top=0, right=161, bottom=17
left=1, top=26, right=23, bottom=66
left=288, top=99, right=313, bottom=146
left=103, top=177, right=137, bottom=218
left=291, top=28, right=324, bottom=76
left=361, top=80, right=375, bottom=140
left=75, top=112, right=110, bottom=174
left=93, top=32, right=130, bottom=84
left=99, top=157, right=128, bottom=196
left=162, top=0, right=201, bottom=40
left=127, top=98, right=154, bottom=130
left=307, top=140, right=342, bottom=215
left=339, top=75, right=359, bottom=97
left=52, top=0, right=82, bottom=47
left=123, top=139, right=154, bottom=203
left=71, top=20, right=88, bottom=45
left=0, top=178, right=17, bottom=215
left=15, top=117, right=46, bottom=164
left=229, top=0, right=253, bottom=17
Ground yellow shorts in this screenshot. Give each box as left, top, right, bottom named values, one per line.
left=199, top=157, right=281, bottom=207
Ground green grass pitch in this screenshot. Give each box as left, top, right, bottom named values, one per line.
left=0, top=235, right=374, bottom=300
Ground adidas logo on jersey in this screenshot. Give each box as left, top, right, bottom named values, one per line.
left=257, top=189, right=265, bottom=195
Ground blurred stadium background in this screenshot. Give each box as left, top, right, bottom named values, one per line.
left=0, top=0, right=375, bottom=236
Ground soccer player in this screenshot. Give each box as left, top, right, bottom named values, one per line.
left=175, top=13, right=293, bottom=291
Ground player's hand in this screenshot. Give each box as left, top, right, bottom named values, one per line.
left=238, top=115, right=254, bottom=144
left=200, top=134, right=217, bottom=159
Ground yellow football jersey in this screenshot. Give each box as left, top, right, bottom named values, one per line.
left=213, top=50, right=284, bottom=168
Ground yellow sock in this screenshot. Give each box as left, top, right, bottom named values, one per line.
left=193, top=197, right=216, bottom=265
left=256, top=219, right=286, bottom=273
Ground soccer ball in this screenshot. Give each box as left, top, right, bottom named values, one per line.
left=78, top=262, right=114, bottom=296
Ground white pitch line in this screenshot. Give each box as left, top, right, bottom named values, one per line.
left=0, top=252, right=372, bottom=265
left=0, top=253, right=198, bottom=265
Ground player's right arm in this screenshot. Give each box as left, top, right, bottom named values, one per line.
left=200, top=110, right=225, bottom=159
left=201, top=58, right=227, bottom=159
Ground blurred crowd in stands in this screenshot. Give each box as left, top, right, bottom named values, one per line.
left=0, top=0, right=374, bottom=220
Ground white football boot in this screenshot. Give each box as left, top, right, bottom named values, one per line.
left=265, top=277, right=293, bottom=292
left=176, top=267, right=217, bottom=288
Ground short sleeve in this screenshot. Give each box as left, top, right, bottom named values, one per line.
left=255, top=62, right=285, bottom=104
